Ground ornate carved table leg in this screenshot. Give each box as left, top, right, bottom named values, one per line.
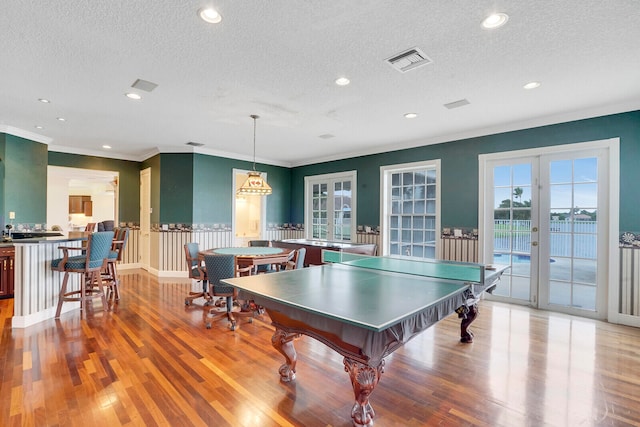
left=460, top=304, right=478, bottom=343
left=344, top=358, right=385, bottom=427
left=271, top=328, right=301, bottom=382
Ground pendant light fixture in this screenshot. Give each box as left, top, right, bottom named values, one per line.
left=237, top=115, right=272, bottom=196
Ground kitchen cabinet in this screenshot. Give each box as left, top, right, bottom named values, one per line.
left=69, top=195, right=92, bottom=215
left=0, top=246, right=14, bottom=298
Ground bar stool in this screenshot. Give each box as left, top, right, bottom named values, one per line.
left=104, top=227, right=130, bottom=300
left=51, top=231, right=114, bottom=319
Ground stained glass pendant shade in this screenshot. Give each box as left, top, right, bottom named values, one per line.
left=237, top=115, right=272, bottom=196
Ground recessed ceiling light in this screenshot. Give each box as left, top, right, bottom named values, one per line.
left=335, top=77, right=350, bottom=86
left=125, top=92, right=142, bottom=100
left=35, top=125, right=44, bottom=129
left=56, top=117, right=66, bottom=121
left=38, top=98, right=50, bottom=103
left=198, top=7, right=222, bottom=24
left=404, top=113, right=418, bottom=119
left=102, top=145, right=112, bottom=149
left=482, top=13, right=509, bottom=29
left=523, top=81, right=541, bottom=90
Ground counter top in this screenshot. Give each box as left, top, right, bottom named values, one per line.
left=1, top=234, right=86, bottom=246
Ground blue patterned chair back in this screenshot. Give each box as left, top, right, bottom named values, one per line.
left=184, top=242, right=206, bottom=280
left=88, top=231, right=115, bottom=268
left=185, top=243, right=199, bottom=267
left=295, top=248, right=306, bottom=269
left=203, top=254, right=236, bottom=295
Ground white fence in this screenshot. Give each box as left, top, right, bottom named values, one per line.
left=494, top=219, right=597, bottom=259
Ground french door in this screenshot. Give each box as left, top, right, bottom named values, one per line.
left=304, top=171, right=356, bottom=242
left=481, top=142, right=612, bottom=319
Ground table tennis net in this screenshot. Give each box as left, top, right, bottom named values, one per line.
left=322, top=250, right=483, bottom=283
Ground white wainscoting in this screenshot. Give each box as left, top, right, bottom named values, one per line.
left=13, top=240, right=83, bottom=328
left=439, top=238, right=479, bottom=263
left=620, top=247, right=640, bottom=317
left=124, top=229, right=383, bottom=276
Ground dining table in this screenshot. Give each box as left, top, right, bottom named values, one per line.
left=199, top=246, right=293, bottom=274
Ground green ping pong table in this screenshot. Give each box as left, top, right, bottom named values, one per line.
left=221, top=253, right=508, bottom=427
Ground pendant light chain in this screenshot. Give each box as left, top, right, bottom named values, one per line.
left=251, top=114, right=259, bottom=171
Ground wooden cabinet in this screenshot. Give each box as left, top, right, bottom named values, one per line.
left=69, top=195, right=92, bottom=215
left=0, top=246, right=15, bottom=299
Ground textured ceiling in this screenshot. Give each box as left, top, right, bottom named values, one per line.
left=1, top=1, right=639, bottom=167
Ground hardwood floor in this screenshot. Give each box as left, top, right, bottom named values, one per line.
left=1, top=269, right=640, bottom=426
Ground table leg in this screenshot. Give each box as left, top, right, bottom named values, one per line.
left=344, top=358, right=385, bottom=427
left=460, top=304, right=478, bottom=343
left=271, top=328, right=301, bottom=382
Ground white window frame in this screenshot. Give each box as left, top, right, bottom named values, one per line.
left=304, top=170, right=357, bottom=242
left=380, top=159, right=441, bottom=258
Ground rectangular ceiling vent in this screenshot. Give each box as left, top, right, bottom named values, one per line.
left=444, top=99, right=470, bottom=109
left=186, top=141, right=204, bottom=147
left=131, top=79, right=158, bottom=92
left=385, top=47, right=432, bottom=73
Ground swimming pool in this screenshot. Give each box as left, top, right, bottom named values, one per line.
left=494, top=253, right=555, bottom=263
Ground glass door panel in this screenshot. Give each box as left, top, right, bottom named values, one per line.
left=490, top=162, right=535, bottom=302
left=541, top=155, right=599, bottom=312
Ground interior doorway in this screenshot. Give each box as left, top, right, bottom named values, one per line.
left=47, top=166, right=118, bottom=233
left=232, top=168, right=267, bottom=246
left=140, top=168, right=151, bottom=269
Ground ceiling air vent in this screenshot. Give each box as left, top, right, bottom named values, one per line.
left=131, top=79, right=158, bottom=92
left=443, top=99, right=470, bottom=109
left=186, top=141, right=204, bottom=147
left=385, top=47, right=432, bottom=73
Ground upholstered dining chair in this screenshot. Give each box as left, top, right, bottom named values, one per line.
left=249, top=239, right=272, bottom=273
left=104, top=227, right=130, bottom=300
left=184, top=242, right=209, bottom=306
left=203, top=253, right=256, bottom=330
left=285, top=247, right=307, bottom=271
left=51, top=231, right=114, bottom=319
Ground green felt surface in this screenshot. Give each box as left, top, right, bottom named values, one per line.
left=222, top=262, right=468, bottom=331
left=322, top=252, right=482, bottom=283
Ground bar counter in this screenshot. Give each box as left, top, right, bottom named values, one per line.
left=9, top=234, right=86, bottom=328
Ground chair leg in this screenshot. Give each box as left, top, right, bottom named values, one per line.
left=55, top=272, right=70, bottom=319
left=96, top=271, right=108, bottom=312
left=107, top=261, right=120, bottom=300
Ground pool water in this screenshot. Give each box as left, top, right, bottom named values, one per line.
left=494, top=253, right=555, bottom=263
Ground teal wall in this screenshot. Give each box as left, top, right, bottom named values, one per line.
left=159, top=153, right=194, bottom=224
left=193, top=153, right=291, bottom=224
left=4, top=109, right=637, bottom=234
left=290, top=110, right=640, bottom=231
left=140, top=152, right=291, bottom=225
left=3, top=135, right=48, bottom=224
left=48, top=151, right=141, bottom=222
left=0, top=134, right=5, bottom=226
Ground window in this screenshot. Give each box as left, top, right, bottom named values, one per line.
left=305, top=171, right=357, bottom=241
left=381, top=160, right=440, bottom=259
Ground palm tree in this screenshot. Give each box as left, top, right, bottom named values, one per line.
left=513, top=187, right=523, bottom=204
